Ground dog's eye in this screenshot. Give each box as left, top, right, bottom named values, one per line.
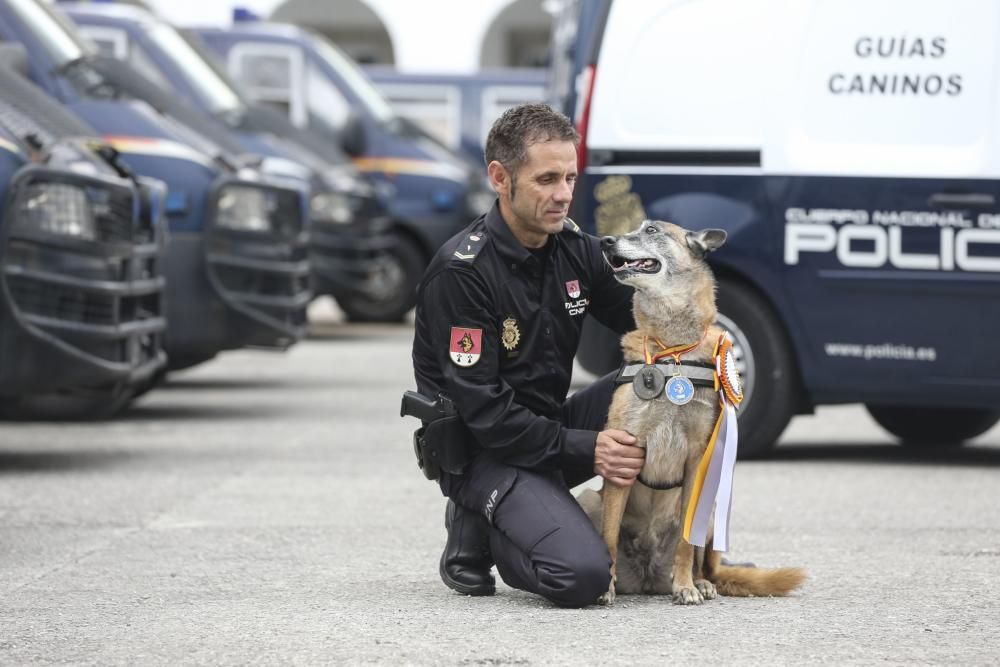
left=645, top=225, right=657, bottom=234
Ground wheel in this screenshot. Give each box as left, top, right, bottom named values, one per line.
left=0, top=383, right=134, bottom=421
left=866, top=406, right=999, bottom=448
left=715, top=278, right=799, bottom=458
left=336, top=233, right=424, bottom=323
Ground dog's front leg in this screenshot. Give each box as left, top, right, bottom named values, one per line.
left=597, top=481, right=631, bottom=606
left=672, top=459, right=705, bottom=605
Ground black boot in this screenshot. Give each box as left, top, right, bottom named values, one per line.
left=439, top=500, right=495, bottom=596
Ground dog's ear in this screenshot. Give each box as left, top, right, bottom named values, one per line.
left=686, top=229, right=727, bottom=257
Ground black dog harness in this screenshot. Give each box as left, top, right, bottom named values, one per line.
left=613, top=359, right=716, bottom=491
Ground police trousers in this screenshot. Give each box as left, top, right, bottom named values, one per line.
left=440, top=371, right=617, bottom=607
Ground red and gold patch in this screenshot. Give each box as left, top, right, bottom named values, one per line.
left=449, top=327, right=483, bottom=367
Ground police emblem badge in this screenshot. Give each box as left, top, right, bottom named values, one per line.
left=565, top=279, right=581, bottom=299
left=450, top=327, right=482, bottom=367
left=501, top=318, right=520, bottom=351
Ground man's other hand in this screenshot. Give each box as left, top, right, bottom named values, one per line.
left=594, top=429, right=644, bottom=487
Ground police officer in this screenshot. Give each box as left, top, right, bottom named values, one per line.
left=411, top=103, right=645, bottom=607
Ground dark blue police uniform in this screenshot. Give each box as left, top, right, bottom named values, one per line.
left=412, top=201, right=634, bottom=606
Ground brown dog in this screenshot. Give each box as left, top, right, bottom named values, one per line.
left=578, top=220, right=805, bottom=605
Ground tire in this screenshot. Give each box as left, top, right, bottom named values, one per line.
left=715, top=278, right=799, bottom=459
left=337, top=233, right=424, bottom=323
left=0, top=383, right=134, bottom=421
left=866, top=405, right=1000, bottom=448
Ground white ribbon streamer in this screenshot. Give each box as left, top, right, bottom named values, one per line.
left=712, top=401, right=739, bottom=552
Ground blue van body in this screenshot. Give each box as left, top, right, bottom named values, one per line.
left=364, top=67, right=547, bottom=164
left=0, top=0, right=311, bottom=370
left=193, top=22, right=497, bottom=317
left=551, top=0, right=1000, bottom=455
left=61, top=2, right=414, bottom=322
left=0, top=83, right=167, bottom=417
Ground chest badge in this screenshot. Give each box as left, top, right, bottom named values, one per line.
left=565, top=279, right=581, bottom=299
left=501, top=318, right=521, bottom=351
left=450, top=327, right=482, bottom=367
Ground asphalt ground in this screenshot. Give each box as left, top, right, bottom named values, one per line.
left=1, top=301, right=998, bottom=665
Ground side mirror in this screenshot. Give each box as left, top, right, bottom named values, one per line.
left=0, top=42, right=29, bottom=78
left=340, top=111, right=367, bottom=157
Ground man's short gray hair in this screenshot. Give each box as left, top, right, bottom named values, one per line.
left=484, top=103, right=579, bottom=174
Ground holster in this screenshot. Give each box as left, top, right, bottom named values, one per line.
left=413, top=415, right=473, bottom=481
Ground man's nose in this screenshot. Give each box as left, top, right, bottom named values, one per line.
left=554, top=179, right=573, bottom=202
left=600, top=236, right=617, bottom=250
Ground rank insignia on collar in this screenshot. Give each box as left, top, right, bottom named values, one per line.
left=450, top=327, right=482, bottom=367
left=501, top=318, right=521, bottom=351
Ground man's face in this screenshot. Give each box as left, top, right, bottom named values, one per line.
left=489, top=139, right=577, bottom=247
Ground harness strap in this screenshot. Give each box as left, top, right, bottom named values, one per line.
left=637, top=473, right=683, bottom=491
left=614, top=361, right=716, bottom=386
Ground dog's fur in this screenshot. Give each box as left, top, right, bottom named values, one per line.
left=578, top=220, right=806, bottom=605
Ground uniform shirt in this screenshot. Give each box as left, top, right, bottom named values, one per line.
left=412, top=201, right=635, bottom=472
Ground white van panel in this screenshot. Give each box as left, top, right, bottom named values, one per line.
left=764, top=0, right=1000, bottom=177
left=588, top=0, right=774, bottom=152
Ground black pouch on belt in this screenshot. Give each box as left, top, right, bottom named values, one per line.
left=419, top=415, right=473, bottom=479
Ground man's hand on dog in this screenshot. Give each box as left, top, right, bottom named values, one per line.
left=594, top=430, right=645, bottom=487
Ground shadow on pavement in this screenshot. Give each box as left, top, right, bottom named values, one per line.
left=120, top=403, right=287, bottom=421
left=159, top=377, right=296, bottom=391
left=766, top=442, right=1000, bottom=467
left=0, top=448, right=139, bottom=474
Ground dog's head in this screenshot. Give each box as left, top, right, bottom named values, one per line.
left=601, top=220, right=726, bottom=289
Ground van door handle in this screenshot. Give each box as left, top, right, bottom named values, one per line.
left=928, top=192, right=996, bottom=209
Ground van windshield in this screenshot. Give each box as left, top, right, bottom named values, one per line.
left=144, top=21, right=243, bottom=115
left=6, top=0, right=88, bottom=66
left=309, top=35, right=394, bottom=124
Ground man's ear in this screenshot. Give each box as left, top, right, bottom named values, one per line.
left=487, top=160, right=510, bottom=197
left=686, top=228, right=727, bottom=257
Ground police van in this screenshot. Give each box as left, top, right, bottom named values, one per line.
left=0, top=0, right=313, bottom=371
left=194, top=18, right=497, bottom=321
left=0, top=66, right=167, bottom=418
left=555, top=0, right=1000, bottom=456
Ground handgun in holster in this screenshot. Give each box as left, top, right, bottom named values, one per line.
left=399, top=390, right=473, bottom=481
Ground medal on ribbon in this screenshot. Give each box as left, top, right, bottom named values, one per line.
left=632, top=365, right=665, bottom=400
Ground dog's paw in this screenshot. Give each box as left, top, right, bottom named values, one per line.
left=672, top=586, right=704, bottom=605
left=695, top=579, right=717, bottom=600
left=597, top=579, right=617, bottom=606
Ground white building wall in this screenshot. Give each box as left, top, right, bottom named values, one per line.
left=143, top=0, right=520, bottom=73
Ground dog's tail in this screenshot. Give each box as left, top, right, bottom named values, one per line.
left=704, top=549, right=806, bottom=597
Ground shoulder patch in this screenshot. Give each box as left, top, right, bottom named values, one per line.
left=453, top=232, right=487, bottom=262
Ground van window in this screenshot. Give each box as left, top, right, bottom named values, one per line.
left=306, top=61, right=352, bottom=130
left=376, top=83, right=461, bottom=149
left=144, top=22, right=241, bottom=114
left=309, top=35, right=395, bottom=123
left=228, top=43, right=305, bottom=125
left=78, top=25, right=127, bottom=58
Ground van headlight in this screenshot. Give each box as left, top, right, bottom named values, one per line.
left=310, top=191, right=353, bottom=225
left=214, top=185, right=276, bottom=232
left=17, top=183, right=97, bottom=240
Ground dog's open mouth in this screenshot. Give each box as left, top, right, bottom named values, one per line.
left=608, top=255, right=662, bottom=274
